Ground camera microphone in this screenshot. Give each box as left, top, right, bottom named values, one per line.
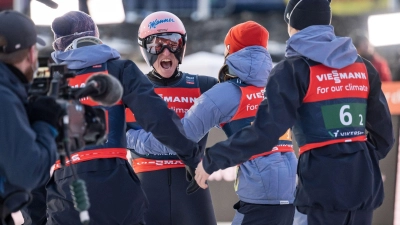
left=75, top=73, right=123, bottom=106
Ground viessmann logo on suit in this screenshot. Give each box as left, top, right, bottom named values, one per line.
left=156, top=87, right=200, bottom=118
left=307, top=63, right=370, bottom=139
left=306, top=63, right=370, bottom=102
left=157, top=94, right=197, bottom=103
left=244, top=89, right=264, bottom=112
left=314, top=70, right=368, bottom=95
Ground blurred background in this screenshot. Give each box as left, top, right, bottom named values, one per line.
left=2, top=0, right=400, bottom=224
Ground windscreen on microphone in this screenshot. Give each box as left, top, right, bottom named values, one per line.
left=85, top=73, right=123, bottom=106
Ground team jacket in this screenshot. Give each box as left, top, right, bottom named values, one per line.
left=222, top=80, right=296, bottom=205
left=201, top=25, right=394, bottom=211
left=0, top=63, right=58, bottom=198
left=127, top=46, right=298, bottom=204
left=294, top=57, right=369, bottom=154
left=50, top=44, right=202, bottom=170
left=126, top=72, right=217, bottom=173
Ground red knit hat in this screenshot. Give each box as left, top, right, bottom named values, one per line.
left=224, top=21, right=269, bottom=55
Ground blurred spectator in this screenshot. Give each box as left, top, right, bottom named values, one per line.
left=395, top=48, right=400, bottom=81
left=0, top=0, right=13, bottom=11
left=122, top=0, right=169, bottom=24
left=351, top=30, right=393, bottom=81
left=142, top=0, right=169, bottom=15
left=122, top=0, right=139, bottom=23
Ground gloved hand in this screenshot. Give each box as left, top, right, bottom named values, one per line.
left=0, top=190, right=32, bottom=225
left=185, top=165, right=202, bottom=195
left=27, top=96, right=63, bottom=129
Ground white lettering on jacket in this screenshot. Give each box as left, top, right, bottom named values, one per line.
left=158, top=94, right=197, bottom=103
left=316, top=70, right=367, bottom=84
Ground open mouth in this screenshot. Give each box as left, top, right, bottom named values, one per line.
left=160, top=59, right=172, bottom=69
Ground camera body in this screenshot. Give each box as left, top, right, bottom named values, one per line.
left=29, top=64, right=108, bottom=154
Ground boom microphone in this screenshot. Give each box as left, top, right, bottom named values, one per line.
left=36, top=0, right=58, bottom=9
left=74, top=73, right=123, bottom=106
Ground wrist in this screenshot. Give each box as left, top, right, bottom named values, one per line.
left=202, top=157, right=218, bottom=174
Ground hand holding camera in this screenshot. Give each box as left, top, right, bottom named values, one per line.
left=27, top=96, right=63, bottom=129
left=28, top=64, right=123, bottom=153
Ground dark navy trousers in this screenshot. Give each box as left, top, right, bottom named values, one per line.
left=137, top=168, right=216, bottom=225
left=232, top=201, right=295, bottom=225
left=304, top=207, right=373, bottom=225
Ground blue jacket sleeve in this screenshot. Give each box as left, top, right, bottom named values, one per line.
left=127, top=128, right=176, bottom=155
left=202, top=57, right=395, bottom=174
left=126, top=83, right=241, bottom=155
left=362, top=59, right=394, bottom=159
left=0, top=86, right=58, bottom=193
left=202, top=59, right=307, bottom=174
left=120, top=61, right=201, bottom=168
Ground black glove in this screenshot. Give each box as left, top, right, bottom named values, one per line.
left=185, top=165, right=202, bottom=195
left=27, top=96, right=63, bottom=128
left=0, top=190, right=31, bottom=225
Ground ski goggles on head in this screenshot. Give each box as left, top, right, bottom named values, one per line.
left=138, top=33, right=185, bottom=55
left=64, top=36, right=103, bottom=52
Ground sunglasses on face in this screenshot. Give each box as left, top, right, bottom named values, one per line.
left=139, top=33, right=184, bottom=55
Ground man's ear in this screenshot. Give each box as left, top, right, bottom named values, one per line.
left=27, top=45, right=36, bottom=63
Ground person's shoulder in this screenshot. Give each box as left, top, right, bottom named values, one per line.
left=107, top=58, right=144, bottom=74
left=284, top=56, right=309, bottom=64
left=272, top=56, right=307, bottom=72
left=0, top=64, right=20, bottom=93
left=196, top=74, right=218, bottom=85
left=203, top=82, right=239, bottom=100
left=107, top=58, right=135, bottom=67
left=182, top=72, right=216, bottom=79
left=181, top=72, right=218, bottom=91
left=0, top=79, right=20, bottom=107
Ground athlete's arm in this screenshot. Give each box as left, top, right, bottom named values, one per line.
left=126, top=83, right=240, bottom=155
left=201, top=58, right=309, bottom=174
left=363, top=59, right=394, bottom=159
left=121, top=60, right=200, bottom=168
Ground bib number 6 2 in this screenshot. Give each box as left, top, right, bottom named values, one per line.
left=339, top=105, right=363, bottom=126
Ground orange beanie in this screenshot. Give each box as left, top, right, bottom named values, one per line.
left=224, top=21, right=269, bottom=55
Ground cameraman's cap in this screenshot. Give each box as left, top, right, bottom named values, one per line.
left=224, top=21, right=269, bottom=55
left=0, top=10, right=45, bottom=54
left=284, top=0, right=332, bottom=30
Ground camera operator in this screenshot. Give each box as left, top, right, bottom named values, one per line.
left=21, top=11, right=202, bottom=225
left=0, top=10, right=62, bottom=225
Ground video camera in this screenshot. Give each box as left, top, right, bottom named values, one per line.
left=28, top=63, right=124, bottom=225
left=28, top=64, right=121, bottom=157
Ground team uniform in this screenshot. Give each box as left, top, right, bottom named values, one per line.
left=41, top=43, right=200, bottom=225
left=127, top=45, right=297, bottom=225
left=200, top=26, right=394, bottom=225
left=126, top=71, right=218, bottom=225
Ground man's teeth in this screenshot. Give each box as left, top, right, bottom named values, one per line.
left=161, top=59, right=171, bottom=62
